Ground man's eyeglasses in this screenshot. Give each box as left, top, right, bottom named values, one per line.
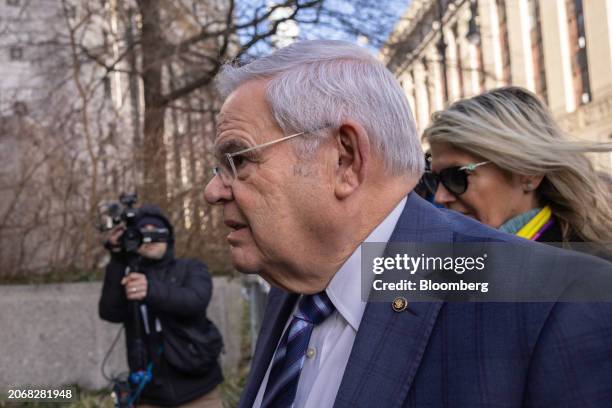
left=421, top=161, right=490, bottom=196
left=211, top=131, right=306, bottom=186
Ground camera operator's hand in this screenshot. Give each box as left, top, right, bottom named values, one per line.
left=103, top=224, right=125, bottom=252
left=122, top=272, right=148, bottom=301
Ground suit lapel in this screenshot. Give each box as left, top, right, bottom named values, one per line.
left=334, top=193, right=452, bottom=408
left=238, top=289, right=298, bottom=408
left=333, top=300, right=444, bottom=408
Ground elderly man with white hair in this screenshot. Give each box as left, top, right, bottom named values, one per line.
left=204, top=40, right=612, bottom=408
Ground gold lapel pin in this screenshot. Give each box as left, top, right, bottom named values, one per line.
left=392, top=296, right=408, bottom=312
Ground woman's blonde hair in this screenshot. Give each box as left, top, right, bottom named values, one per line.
left=423, top=86, right=612, bottom=243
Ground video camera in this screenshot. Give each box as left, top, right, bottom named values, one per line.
left=97, top=193, right=169, bottom=254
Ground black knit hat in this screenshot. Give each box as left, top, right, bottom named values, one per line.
left=136, top=205, right=175, bottom=245
left=137, top=215, right=166, bottom=229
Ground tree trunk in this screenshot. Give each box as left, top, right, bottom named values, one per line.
left=138, top=0, right=168, bottom=208
left=126, top=7, right=142, bottom=185
left=187, top=111, right=202, bottom=234
left=170, top=100, right=186, bottom=231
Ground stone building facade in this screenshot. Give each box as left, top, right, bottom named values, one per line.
left=382, top=0, right=612, bottom=168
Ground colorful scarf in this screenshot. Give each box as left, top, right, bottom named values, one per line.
left=515, top=205, right=554, bottom=241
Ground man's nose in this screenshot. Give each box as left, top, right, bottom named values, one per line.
left=433, top=183, right=456, bottom=207
left=204, top=176, right=233, bottom=205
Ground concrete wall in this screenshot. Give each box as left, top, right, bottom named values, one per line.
left=0, top=277, right=243, bottom=390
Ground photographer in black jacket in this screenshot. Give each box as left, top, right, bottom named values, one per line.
left=99, top=205, right=223, bottom=407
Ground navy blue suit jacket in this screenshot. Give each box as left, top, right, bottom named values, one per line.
left=240, top=193, right=612, bottom=407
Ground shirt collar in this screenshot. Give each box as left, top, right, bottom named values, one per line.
left=326, top=196, right=407, bottom=331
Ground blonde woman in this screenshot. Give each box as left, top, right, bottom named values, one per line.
left=422, top=86, right=612, bottom=243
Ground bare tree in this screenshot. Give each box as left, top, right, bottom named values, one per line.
left=0, top=0, right=406, bottom=278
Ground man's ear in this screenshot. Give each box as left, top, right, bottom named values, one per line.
left=334, top=120, right=370, bottom=199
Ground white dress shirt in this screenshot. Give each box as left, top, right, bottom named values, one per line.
left=252, top=197, right=407, bottom=408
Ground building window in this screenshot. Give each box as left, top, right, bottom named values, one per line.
left=13, top=101, right=28, bottom=116
left=528, top=0, right=547, bottom=104
left=496, top=0, right=512, bottom=84
left=566, top=0, right=591, bottom=105
left=476, top=41, right=486, bottom=92
left=9, top=46, right=23, bottom=60
left=452, top=23, right=465, bottom=98
left=410, top=69, right=419, bottom=124
left=66, top=5, right=77, bottom=19
left=423, top=58, right=434, bottom=117
left=103, top=76, right=112, bottom=99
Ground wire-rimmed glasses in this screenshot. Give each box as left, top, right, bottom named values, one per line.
left=211, top=131, right=306, bottom=186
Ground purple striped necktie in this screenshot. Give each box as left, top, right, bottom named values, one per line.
left=261, top=291, right=336, bottom=408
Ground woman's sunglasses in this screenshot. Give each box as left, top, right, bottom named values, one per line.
left=420, top=161, right=490, bottom=196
